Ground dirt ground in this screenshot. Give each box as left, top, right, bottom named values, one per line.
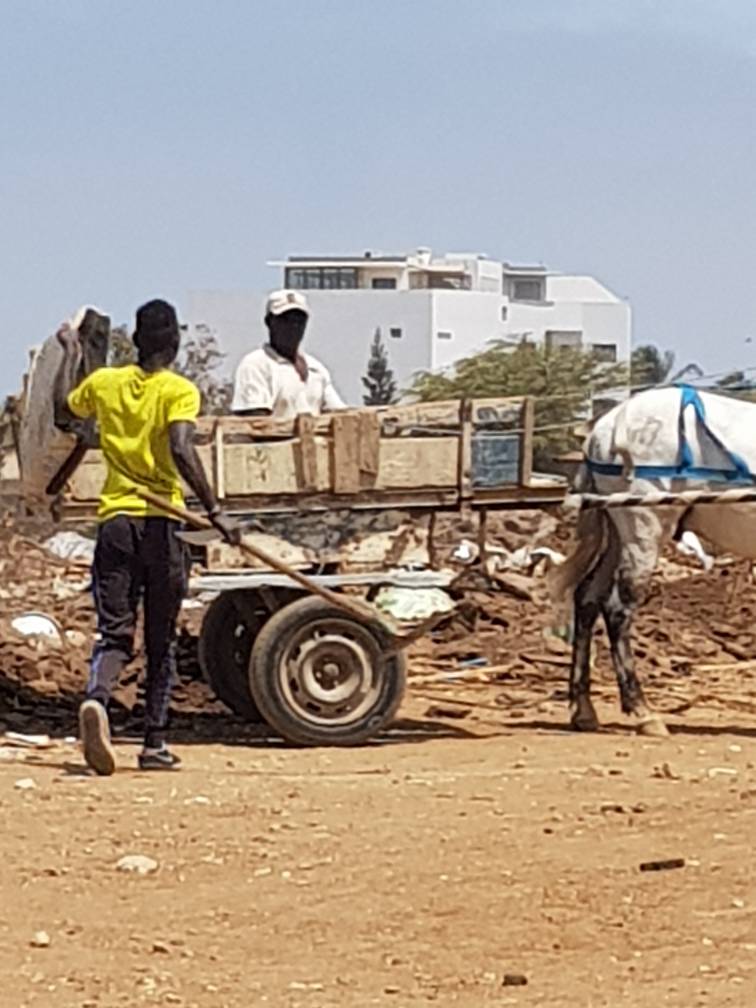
left=1, top=692, right=756, bottom=1008
left=2, top=516, right=756, bottom=1006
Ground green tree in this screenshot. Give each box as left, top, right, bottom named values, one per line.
left=362, top=328, right=398, bottom=406
left=630, top=344, right=676, bottom=388
left=178, top=324, right=234, bottom=415
left=109, top=324, right=137, bottom=366
left=408, top=341, right=628, bottom=466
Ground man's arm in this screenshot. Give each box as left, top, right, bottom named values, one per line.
left=321, top=368, right=346, bottom=413
left=169, top=422, right=240, bottom=544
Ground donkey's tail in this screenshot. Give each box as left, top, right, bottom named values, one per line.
left=548, top=507, right=610, bottom=625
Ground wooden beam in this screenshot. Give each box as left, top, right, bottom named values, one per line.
left=358, top=412, right=381, bottom=486
left=332, top=413, right=361, bottom=493
left=518, top=396, right=535, bottom=488
left=458, top=399, right=473, bottom=499
left=296, top=413, right=318, bottom=491
left=214, top=421, right=226, bottom=501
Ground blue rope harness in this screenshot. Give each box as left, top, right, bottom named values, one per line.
left=586, top=385, right=755, bottom=484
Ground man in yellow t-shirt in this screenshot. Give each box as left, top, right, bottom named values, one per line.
left=55, top=299, right=239, bottom=776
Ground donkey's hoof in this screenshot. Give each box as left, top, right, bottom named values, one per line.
left=570, top=706, right=600, bottom=732
left=637, top=715, right=669, bottom=738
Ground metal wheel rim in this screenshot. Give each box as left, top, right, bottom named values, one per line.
left=277, top=616, right=385, bottom=727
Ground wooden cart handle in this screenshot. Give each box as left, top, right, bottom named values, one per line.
left=136, top=488, right=443, bottom=648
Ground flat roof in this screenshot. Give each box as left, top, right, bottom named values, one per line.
left=502, top=263, right=548, bottom=275
left=270, top=255, right=407, bottom=266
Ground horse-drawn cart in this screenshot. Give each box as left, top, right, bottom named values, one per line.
left=21, top=373, right=566, bottom=745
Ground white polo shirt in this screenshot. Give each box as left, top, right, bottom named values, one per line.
left=232, top=344, right=345, bottom=420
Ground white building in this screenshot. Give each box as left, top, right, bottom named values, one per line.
left=187, top=247, right=630, bottom=405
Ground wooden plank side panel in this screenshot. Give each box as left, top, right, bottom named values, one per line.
left=198, top=396, right=528, bottom=441
left=67, top=437, right=462, bottom=501
left=377, top=438, right=459, bottom=490
left=223, top=440, right=331, bottom=496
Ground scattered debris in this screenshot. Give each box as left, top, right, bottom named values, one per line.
left=502, top=973, right=528, bottom=987
left=4, top=732, right=53, bottom=749
left=375, top=586, right=455, bottom=622
left=44, top=531, right=95, bottom=565
left=14, top=778, right=38, bottom=791
left=30, top=931, right=51, bottom=948
left=10, top=612, right=63, bottom=645
left=639, top=858, right=686, bottom=873
left=116, top=855, right=159, bottom=876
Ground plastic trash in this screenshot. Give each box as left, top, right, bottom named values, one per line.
left=374, top=587, right=455, bottom=622
left=676, top=531, right=713, bottom=571
left=45, top=531, right=95, bottom=565
left=10, top=612, right=63, bottom=644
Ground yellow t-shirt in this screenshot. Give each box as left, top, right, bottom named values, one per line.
left=67, top=365, right=201, bottom=521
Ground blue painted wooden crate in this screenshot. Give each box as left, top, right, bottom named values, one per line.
left=472, top=434, right=520, bottom=487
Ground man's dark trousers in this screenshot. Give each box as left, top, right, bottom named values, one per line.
left=87, top=516, right=188, bottom=749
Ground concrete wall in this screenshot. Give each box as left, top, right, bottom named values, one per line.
left=300, top=290, right=433, bottom=402
left=430, top=292, right=508, bottom=369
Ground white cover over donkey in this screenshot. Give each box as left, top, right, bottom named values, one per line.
left=553, top=385, right=756, bottom=736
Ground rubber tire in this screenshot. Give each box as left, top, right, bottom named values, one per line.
left=198, top=591, right=265, bottom=720
left=248, top=596, right=407, bottom=746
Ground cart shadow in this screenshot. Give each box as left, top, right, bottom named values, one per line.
left=161, top=713, right=479, bottom=748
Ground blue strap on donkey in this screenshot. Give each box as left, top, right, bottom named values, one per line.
left=587, top=384, right=755, bottom=484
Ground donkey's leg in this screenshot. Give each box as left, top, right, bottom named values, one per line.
left=569, top=544, right=617, bottom=732
left=601, top=572, right=668, bottom=738
left=604, top=509, right=670, bottom=737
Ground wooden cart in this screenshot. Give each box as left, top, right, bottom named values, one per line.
left=35, top=395, right=567, bottom=746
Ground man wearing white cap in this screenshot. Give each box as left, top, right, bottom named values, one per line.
left=232, top=289, right=345, bottom=420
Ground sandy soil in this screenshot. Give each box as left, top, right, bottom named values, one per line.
left=2, top=515, right=756, bottom=1006
left=1, top=693, right=755, bottom=1008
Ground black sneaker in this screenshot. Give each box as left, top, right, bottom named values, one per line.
left=138, top=748, right=182, bottom=771
left=79, top=700, right=117, bottom=776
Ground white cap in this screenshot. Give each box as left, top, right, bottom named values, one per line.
left=265, top=289, right=309, bottom=317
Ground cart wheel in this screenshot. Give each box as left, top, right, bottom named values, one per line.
left=198, top=591, right=267, bottom=720
left=248, top=596, right=407, bottom=746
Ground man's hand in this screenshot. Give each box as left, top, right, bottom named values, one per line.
left=209, top=509, right=242, bottom=546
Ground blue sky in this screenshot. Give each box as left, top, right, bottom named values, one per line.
left=2, top=0, right=756, bottom=391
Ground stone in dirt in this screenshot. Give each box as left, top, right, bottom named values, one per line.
left=116, top=855, right=159, bottom=876
left=14, top=778, right=37, bottom=790
left=30, top=931, right=51, bottom=948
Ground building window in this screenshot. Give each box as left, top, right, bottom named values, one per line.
left=511, top=278, right=544, bottom=302
left=592, top=343, right=618, bottom=363
left=389, top=327, right=402, bottom=339
left=409, top=272, right=472, bottom=290
left=501, top=305, right=508, bottom=321
left=285, top=267, right=358, bottom=290
left=436, top=331, right=453, bottom=340
left=371, top=277, right=397, bottom=289
left=545, top=330, right=582, bottom=351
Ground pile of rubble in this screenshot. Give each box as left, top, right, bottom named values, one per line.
left=1, top=507, right=756, bottom=733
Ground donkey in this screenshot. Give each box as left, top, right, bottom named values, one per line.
left=551, top=384, right=756, bottom=737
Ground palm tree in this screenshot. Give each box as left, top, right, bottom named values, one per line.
left=631, top=345, right=702, bottom=389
